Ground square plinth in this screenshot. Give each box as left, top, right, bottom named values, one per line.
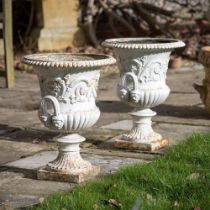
left=113, top=138, right=169, bottom=152
left=37, top=165, right=100, bottom=183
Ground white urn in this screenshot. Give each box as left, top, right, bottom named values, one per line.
left=22, top=53, right=116, bottom=182
left=103, top=38, right=185, bottom=151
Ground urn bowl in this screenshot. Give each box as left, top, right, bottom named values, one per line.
left=103, top=38, right=185, bottom=108
left=22, top=53, right=116, bottom=133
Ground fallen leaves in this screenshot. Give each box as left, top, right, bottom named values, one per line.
left=38, top=197, right=45, bottom=204
left=102, top=198, right=123, bottom=209
left=186, top=172, right=201, bottom=181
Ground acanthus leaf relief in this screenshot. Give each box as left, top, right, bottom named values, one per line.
left=42, top=74, right=99, bottom=104
left=129, top=56, right=168, bottom=83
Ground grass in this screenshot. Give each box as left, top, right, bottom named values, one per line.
left=30, top=133, right=210, bottom=210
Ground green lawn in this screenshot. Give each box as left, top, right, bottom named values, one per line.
left=31, top=133, right=210, bottom=210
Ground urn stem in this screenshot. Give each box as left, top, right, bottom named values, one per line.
left=46, top=134, right=92, bottom=173
left=122, top=109, right=162, bottom=143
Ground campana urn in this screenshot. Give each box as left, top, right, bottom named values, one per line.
left=22, top=53, right=116, bottom=183
left=103, top=38, right=185, bottom=151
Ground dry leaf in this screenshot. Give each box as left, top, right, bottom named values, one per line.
left=174, top=201, right=179, bottom=207
left=108, top=198, right=122, bottom=209
left=146, top=193, right=153, bottom=201
left=102, top=198, right=122, bottom=209
left=186, top=173, right=200, bottom=180
left=39, top=197, right=45, bottom=204
left=93, top=204, right=100, bottom=210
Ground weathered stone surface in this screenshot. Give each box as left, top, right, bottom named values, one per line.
left=94, top=112, right=131, bottom=127
left=0, top=109, right=39, bottom=128
left=113, top=138, right=169, bottom=151
left=82, top=148, right=161, bottom=159
left=0, top=139, right=48, bottom=165
left=0, top=171, right=74, bottom=209
left=5, top=150, right=143, bottom=175
left=0, top=90, right=39, bottom=110
left=1, top=128, right=59, bottom=143
left=153, top=122, right=210, bottom=146
left=36, top=0, right=86, bottom=50
left=0, top=149, right=144, bottom=208
left=101, top=120, right=133, bottom=130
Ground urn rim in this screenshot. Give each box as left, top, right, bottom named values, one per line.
left=22, top=53, right=116, bottom=68
left=102, top=38, right=185, bottom=50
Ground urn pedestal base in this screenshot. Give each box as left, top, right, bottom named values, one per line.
left=113, top=138, right=169, bottom=152
left=113, top=109, right=169, bottom=151
left=37, top=134, right=100, bottom=183
left=37, top=165, right=100, bottom=183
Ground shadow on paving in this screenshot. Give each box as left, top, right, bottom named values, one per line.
left=0, top=125, right=60, bottom=143
left=97, top=101, right=132, bottom=113
left=154, top=104, right=210, bottom=119
left=97, top=100, right=210, bottom=120
left=0, top=165, right=36, bottom=179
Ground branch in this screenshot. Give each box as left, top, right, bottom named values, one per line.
left=98, top=0, right=137, bottom=36
left=133, top=1, right=162, bottom=34
left=140, top=3, right=174, bottom=17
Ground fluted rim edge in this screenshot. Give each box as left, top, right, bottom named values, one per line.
left=22, top=53, right=116, bottom=68
left=102, top=38, right=185, bottom=50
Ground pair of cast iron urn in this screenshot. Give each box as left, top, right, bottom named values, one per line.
left=22, top=38, right=185, bottom=183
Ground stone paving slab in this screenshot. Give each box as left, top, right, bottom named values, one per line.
left=0, top=71, right=39, bottom=91
left=0, top=139, right=48, bottom=165
left=0, top=89, right=39, bottom=110
left=5, top=150, right=143, bottom=175
left=166, top=67, right=204, bottom=94
left=0, top=171, right=74, bottom=209
left=0, top=128, right=60, bottom=143
left=154, top=123, right=210, bottom=145
left=0, top=109, right=40, bottom=129
left=0, top=149, right=144, bottom=208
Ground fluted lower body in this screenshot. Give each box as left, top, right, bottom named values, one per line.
left=62, top=108, right=100, bottom=132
